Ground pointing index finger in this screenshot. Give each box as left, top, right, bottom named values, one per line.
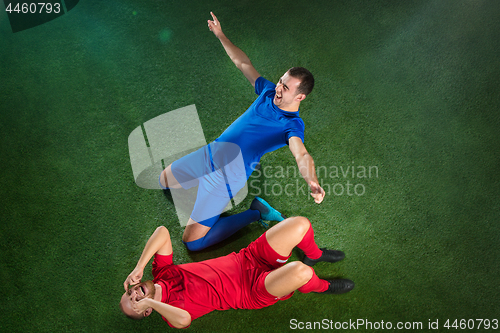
left=210, top=11, right=218, bottom=24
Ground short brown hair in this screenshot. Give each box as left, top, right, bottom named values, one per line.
left=288, top=67, right=314, bottom=96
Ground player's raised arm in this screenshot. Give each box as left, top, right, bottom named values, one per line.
left=123, top=226, right=173, bottom=291
left=208, top=12, right=261, bottom=87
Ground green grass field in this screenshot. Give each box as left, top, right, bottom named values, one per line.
left=1, top=0, right=499, bottom=332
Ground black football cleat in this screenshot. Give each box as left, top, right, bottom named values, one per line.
left=303, top=248, right=345, bottom=266
left=319, top=279, right=355, bottom=294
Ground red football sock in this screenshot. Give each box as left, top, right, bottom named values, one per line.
left=297, top=268, right=329, bottom=293
left=296, top=223, right=323, bottom=259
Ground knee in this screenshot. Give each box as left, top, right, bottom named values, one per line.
left=182, top=221, right=211, bottom=246
left=156, top=225, right=169, bottom=234
left=159, top=168, right=169, bottom=189
left=291, top=216, right=312, bottom=235
left=289, top=261, right=314, bottom=284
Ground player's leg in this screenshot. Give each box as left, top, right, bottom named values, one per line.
left=264, top=261, right=354, bottom=296
left=264, top=216, right=313, bottom=256
left=182, top=209, right=261, bottom=251
left=265, top=216, right=345, bottom=265
left=160, top=145, right=211, bottom=190
left=159, top=164, right=183, bottom=190
left=182, top=219, right=211, bottom=242
left=182, top=197, right=289, bottom=251
left=264, top=261, right=315, bottom=297
left=182, top=179, right=281, bottom=251
left=182, top=173, right=261, bottom=251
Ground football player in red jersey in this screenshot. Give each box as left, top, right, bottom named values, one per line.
left=120, top=216, right=354, bottom=328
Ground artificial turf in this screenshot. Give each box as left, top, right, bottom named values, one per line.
left=1, top=0, right=499, bottom=332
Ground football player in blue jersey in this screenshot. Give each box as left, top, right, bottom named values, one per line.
left=159, top=12, right=325, bottom=251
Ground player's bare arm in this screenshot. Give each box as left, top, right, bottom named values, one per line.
left=289, top=136, right=325, bottom=204
left=135, top=298, right=192, bottom=328
left=208, top=12, right=261, bottom=87
left=123, top=226, right=173, bottom=290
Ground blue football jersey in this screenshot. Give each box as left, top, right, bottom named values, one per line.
left=216, top=77, right=305, bottom=177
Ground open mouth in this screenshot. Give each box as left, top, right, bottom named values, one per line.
left=140, top=286, right=146, bottom=295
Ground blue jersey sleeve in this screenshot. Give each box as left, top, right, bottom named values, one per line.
left=255, top=77, right=276, bottom=95
left=285, top=119, right=305, bottom=144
